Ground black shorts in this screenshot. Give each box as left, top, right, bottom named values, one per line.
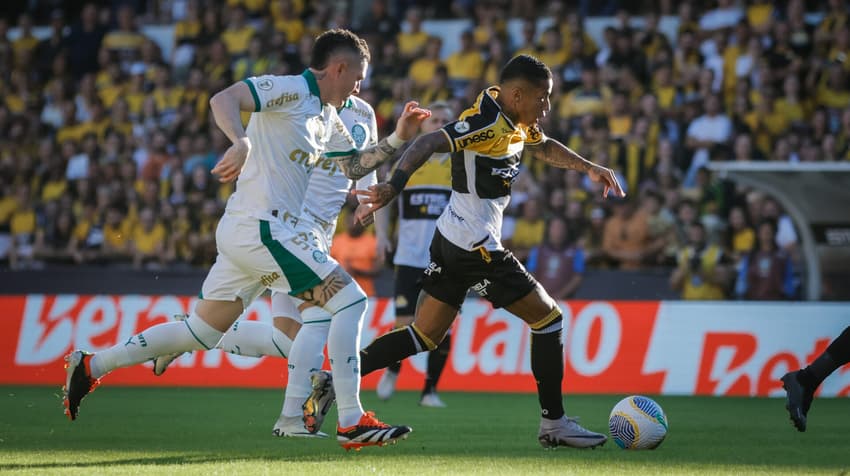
left=394, top=264, right=425, bottom=316
left=422, top=229, right=538, bottom=309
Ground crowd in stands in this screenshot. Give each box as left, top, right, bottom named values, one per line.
left=1, top=0, right=848, bottom=301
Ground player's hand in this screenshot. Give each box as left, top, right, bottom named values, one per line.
left=212, top=137, right=251, bottom=183
left=395, top=101, right=431, bottom=141
left=354, top=183, right=398, bottom=220
left=354, top=203, right=375, bottom=227
left=588, top=164, right=625, bottom=199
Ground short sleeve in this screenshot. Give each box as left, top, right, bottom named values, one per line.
left=242, top=75, right=302, bottom=113
left=441, top=89, right=502, bottom=153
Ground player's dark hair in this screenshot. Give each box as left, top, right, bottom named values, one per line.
left=310, top=29, right=371, bottom=69
left=499, top=54, right=552, bottom=85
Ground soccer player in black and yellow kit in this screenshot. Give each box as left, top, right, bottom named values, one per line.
left=374, top=102, right=455, bottom=407
left=339, top=54, right=625, bottom=449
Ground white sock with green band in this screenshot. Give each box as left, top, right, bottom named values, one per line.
left=281, top=307, right=331, bottom=418
left=323, top=283, right=368, bottom=428
left=216, top=320, right=293, bottom=358
left=90, top=314, right=223, bottom=379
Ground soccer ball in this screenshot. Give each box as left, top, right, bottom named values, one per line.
left=608, top=395, right=668, bottom=449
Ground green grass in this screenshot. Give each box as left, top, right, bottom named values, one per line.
left=0, top=386, right=848, bottom=475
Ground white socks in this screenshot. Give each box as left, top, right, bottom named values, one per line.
left=281, top=307, right=330, bottom=418
left=216, top=320, right=293, bottom=358
left=90, top=314, right=223, bottom=379
left=323, top=282, right=368, bottom=428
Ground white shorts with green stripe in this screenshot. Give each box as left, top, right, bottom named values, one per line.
left=200, top=211, right=338, bottom=307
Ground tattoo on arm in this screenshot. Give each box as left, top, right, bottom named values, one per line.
left=395, top=131, right=451, bottom=176
left=335, top=137, right=401, bottom=180
left=528, top=138, right=593, bottom=171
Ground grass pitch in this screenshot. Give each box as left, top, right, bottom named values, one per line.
left=0, top=386, right=848, bottom=475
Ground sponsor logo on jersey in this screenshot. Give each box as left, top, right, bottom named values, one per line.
left=312, top=250, right=328, bottom=263
left=490, top=163, right=520, bottom=181
left=348, top=105, right=373, bottom=120
left=409, top=192, right=449, bottom=216
left=351, top=123, right=367, bottom=148
left=260, top=272, right=281, bottom=287
left=454, top=121, right=470, bottom=133
left=290, top=148, right=319, bottom=169
left=457, top=129, right=495, bottom=148
left=257, top=78, right=274, bottom=90
left=266, top=92, right=299, bottom=108
left=471, top=279, right=492, bottom=296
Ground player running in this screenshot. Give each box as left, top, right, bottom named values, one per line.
left=781, top=326, right=850, bottom=432
left=62, top=29, right=430, bottom=451
left=373, top=101, right=455, bottom=407
left=332, top=54, right=625, bottom=449
left=152, top=92, right=385, bottom=439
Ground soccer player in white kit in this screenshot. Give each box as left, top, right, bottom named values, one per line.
left=152, top=93, right=384, bottom=439
left=62, top=29, right=430, bottom=450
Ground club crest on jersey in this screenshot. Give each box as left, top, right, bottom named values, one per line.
left=351, top=123, right=367, bottom=148
left=257, top=78, right=274, bottom=90
left=312, top=250, right=328, bottom=263
left=454, top=121, right=470, bottom=133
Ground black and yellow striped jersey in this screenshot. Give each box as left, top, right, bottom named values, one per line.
left=437, top=86, right=545, bottom=251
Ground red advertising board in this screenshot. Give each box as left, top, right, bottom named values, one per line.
left=2, top=295, right=848, bottom=397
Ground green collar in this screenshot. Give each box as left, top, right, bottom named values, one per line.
left=301, top=69, right=321, bottom=100
left=342, top=97, right=353, bottom=109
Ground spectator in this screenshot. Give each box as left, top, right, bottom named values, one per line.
left=397, top=7, right=428, bottom=60
left=8, top=185, right=37, bottom=269
left=102, top=5, right=147, bottom=67
left=684, top=94, right=732, bottom=186
left=526, top=217, right=585, bottom=299
left=408, top=36, right=443, bottom=91
left=220, top=6, right=255, bottom=57
left=102, top=204, right=132, bottom=262
left=66, top=3, right=105, bottom=78
left=726, top=204, right=755, bottom=260
left=34, top=206, right=75, bottom=264
left=670, top=221, right=733, bottom=300
left=508, top=197, right=546, bottom=264
left=131, top=206, right=167, bottom=269
left=735, top=219, right=796, bottom=300
left=444, top=30, right=483, bottom=95
left=602, top=197, right=650, bottom=270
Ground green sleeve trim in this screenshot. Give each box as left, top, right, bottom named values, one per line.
left=324, top=149, right=358, bottom=158
left=243, top=78, right=261, bottom=112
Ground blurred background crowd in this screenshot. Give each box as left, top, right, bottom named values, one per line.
left=0, top=0, right=848, bottom=301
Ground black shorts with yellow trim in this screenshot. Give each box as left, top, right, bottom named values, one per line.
left=393, top=264, right=425, bottom=317
left=422, top=229, right=538, bottom=310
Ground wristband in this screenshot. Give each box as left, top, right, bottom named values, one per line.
left=388, top=169, right=410, bottom=193
left=386, top=132, right=406, bottom=150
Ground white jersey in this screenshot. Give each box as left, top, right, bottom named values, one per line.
left=225, top=71, right=356, bottom=220
left=392, top=153, right=452, bottom=268
left=297, top=95, right=378, bottom=245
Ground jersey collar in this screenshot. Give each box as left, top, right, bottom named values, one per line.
left=486, top=85, right=517, bottom=130
left=301, top=69, right=322, bottom=100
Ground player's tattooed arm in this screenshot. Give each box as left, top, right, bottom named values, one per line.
left=527, top=137, right=626, bottom=198
left=295, top=268, right=352, bottom=308
left=352, top=130, right=451, bottom=221
left=334, top=101, right=431, bottom=180
left=525, top=137, right=593, bottom=172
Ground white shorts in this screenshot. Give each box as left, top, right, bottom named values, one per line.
left=201, top=211, right=338, bottom=306
left=268, top=215, right=336, bottom=320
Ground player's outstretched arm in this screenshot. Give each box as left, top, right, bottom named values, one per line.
left=334, top=101, right=431, bottom=180
left=353, top=130, right=451, bottom=222
left=526, top=137, right=626, bottom=198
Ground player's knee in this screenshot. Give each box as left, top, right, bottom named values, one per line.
left=185, top=314, right=225, bottom=350
left=529, top=308, right=563, bottom=334
left=324, top=282, right=368, bottom=317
